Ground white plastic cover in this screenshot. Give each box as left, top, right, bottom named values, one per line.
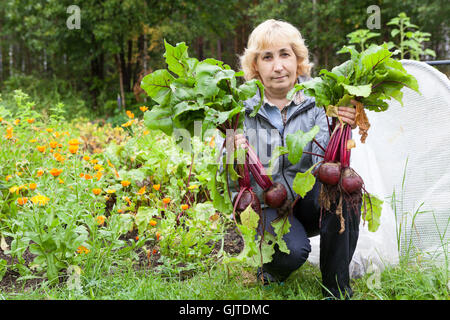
left=307, top=60, right=450, bottom=278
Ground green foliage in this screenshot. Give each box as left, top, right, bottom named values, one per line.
left=289, top=44, right=419, bottom=112
left=386, top=12, right=437, bottom=60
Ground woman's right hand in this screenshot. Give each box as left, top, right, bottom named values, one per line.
left=234, top=133, right=248, bottom=150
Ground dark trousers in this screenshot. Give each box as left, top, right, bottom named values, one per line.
left=258, top=181, right=361, bottom=299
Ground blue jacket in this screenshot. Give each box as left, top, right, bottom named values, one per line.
left=216, top=79, right=330, bottom=207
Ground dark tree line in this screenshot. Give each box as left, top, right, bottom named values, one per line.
left=0, top=0, right=447, bottom=111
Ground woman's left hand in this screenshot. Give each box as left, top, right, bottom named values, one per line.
left=338, top=106, right=357, bottom=129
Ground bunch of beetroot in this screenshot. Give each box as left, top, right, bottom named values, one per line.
left=316, top=118, right=366, bottom=233
left=231, top=140, right=291, bottom=221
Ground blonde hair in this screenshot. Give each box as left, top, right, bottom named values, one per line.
left=239, top=19, right=313, bottom=81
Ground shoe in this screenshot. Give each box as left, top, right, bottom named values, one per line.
left=256, top=268, right=284, bottom=286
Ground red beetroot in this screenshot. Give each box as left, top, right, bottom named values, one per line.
left=340, top=167, right=363, bottom=194
left=263, top=182, right=287, bottom=209
left=234, top=189, right=261, bottom=214
left=318, top=162, right=341, bottom=186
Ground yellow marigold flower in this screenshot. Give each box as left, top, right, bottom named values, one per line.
left=13, top=119, right=20, bottom=125
left=29, top=183, right=37, bottom=190
left=121, top=120, right=134, bottom=128
left=126, top=110, right=134, bottom=119
left=136, top=186, right=146, bottom=195
left=162, top=197, right=171, bottom=204
left=45, top=128, right=53, bottom=133
left=0, top=117, right=3, bottom=122
left=36, top=169, right=44, bottom=177
left=27, top=118, right=35, bottom=124
left=17, top=197, right=28, bottom=205
left=93, top=164, right=102, bottom=171
left=5, top=175, right=12, bottom=181
left=181, top=204, right=189, bottom=210
left=92, top=188, right=102, bottom=195
left=188, top=184, right=198, bottom=190
left=58, top=178, right=64, bottom=184
left=121, top=180, right=131, bottom=187
left=106, top=189, right=116, bottom=194
left=68, top=138, right=80, bottom=145
left=49, top=168, right=63, bottom=177
left=96, top=215, right=106, bottom=226
left=90, top=159, right=99, bottom=165
left=140, top=106, right=148, bottom=112
left=68, top=145, right=78, bottom=154
left=152, top=184, right=160, bottom=191
left=143, top=130, right=150, bottom=136
left=209, top=135, right=215, bottom=148
left=36, top=145, right=46, bottom=153
left=9, top=186, right=19, bottom=194
left=149, top=219, right=157, bottom=227
left=30, top=194, right=50, bottom=206
left=29, top=138, right=37, bottom=143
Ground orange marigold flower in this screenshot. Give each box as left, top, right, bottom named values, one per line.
left=156, top=231, right=161, bottom=241
left=49, top=168, right=63, bottom=177
left=17, top=197, right=28, bottom=205
left=83, top=155, right=90, bottom=161
left=13, top=119, right=20, bottom=125
left=84, top=174, right=93, bottom=180
left=121, top=180, right=131, bottom=187
left=36, top=169, right=44, bottom=177
left=27, top=118, right=35, bottom=124
left=5, top=175, right=12, bottom=181
left=45, top=128, right=53, bottom=133
left=140, top=106, right=148, bottom=112
left=68, top=145, right=78, bottom=154
left=181, top=204, right=189, bottom=210
left=29, top=183, right=37, bottom=190
left=92, top=188, right=102, bottom=195
left=49, top=141, right=58, bottom=149
left=95, top=171, right=102, bottom=181
left=96, top=215, right=106, bottom=226
left=143, top=130, right=150, bottom=136
left=5, top=127, right=13, bottom=139
left=36, top=145, right=46, bottom=153
left=162, top=197, right=171, bottom=204
left=76, top=245, right=90, bottom=254
left=152, top=184, right=160, bottom=191
left=126, top=110, right=134, bottom=119
left=136, top=186, right=146, bottom=195
left=149, top=219, right=157, bottom=227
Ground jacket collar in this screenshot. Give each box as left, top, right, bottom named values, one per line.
left=244, top=75, right=315, bottom=120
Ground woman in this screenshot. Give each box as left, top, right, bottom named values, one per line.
left=222, top=19, right=360, bottom=299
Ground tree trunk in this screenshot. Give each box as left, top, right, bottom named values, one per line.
left=116, top=53, right=126, bottom=110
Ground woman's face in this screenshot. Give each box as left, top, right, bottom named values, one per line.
left=255, top=43, right=298, bottom=95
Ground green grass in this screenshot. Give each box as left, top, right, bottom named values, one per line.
left=2, top=257, right=448, bottom=300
